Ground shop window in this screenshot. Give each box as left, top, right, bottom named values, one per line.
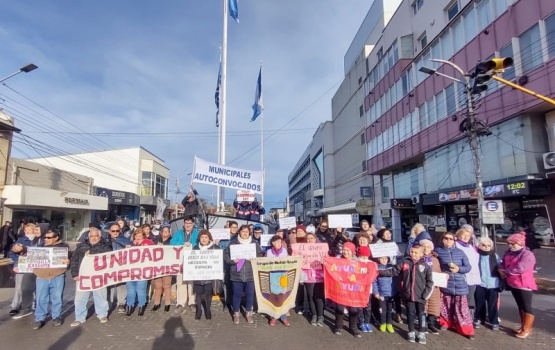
left=141, top=171, right=153, bottom=196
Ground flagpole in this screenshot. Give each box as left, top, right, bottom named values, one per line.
left=218, top=0, right=229, bottom=211
left=259, top=62, right=264, bottom=210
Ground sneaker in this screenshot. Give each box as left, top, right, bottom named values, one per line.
left=407, top=331, right=416, bottom=343
left=366, top=323, right=373, bottom=332
left=310, top=315, right=317, bottom=326
left=13, top=310, right=33, bottom=319
left=282, top=319, right=290, bottom=327
left=379, top=324, right=387, bottom=332
left=70, top=320, right=85, bottom=327
left=246, top=311, right=254, bottom=324
left=353, top=332, right=362, bottom=338
left=428, top=323, right=440, bottom=334
left=99, top=317, right=108, bottom=324
left=9, top=309, right=19, bottom=316
left=32, top=321, right=44, bottom=330
left=359, top=323, right=366, bottom=332
left=269, top=318, right=277, bottom=326
left=473, top=320, right=481, bottom=328
left=117, top=305, right=126, bottom=314
left=52, top=318, right=63, bottom=327
left=468, top=335, right=475, bottom=340
left=297, top=308, right=304, bottom=315
left=174, top=305, right=184, bottom=314
left=492, top=324, right=500, bottom=331
left=316, top=316, right=324, bottom=327
left=417, top=332, right=427, bottom=345
left=386, top=324, right=394, bottom=333
left=334, top=329, right=342, bottom=335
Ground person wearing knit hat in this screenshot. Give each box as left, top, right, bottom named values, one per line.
left=290, top=225, right=307, bottom=245
left=499, top=233, right=537, bottom=339
left=333, top=240, right=363, bottom=338
left=357, top=246, right=371, bottom=258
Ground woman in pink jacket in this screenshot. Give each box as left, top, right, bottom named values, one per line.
left=499, top=233, right=537, bottom=339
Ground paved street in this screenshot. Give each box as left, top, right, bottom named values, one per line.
left=0, top=276, right=554, bottom=350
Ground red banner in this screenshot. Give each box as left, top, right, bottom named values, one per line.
left=324, top=257, right=378, bottom=307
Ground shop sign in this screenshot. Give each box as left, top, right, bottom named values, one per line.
left=96, top=187, right=140, bottom=206
left=360, top=187, right=374, bottom=198
left=482, top=200, right=504, bottom=225
left=64, top=197, right=90, bottom=206
left=438, top=181, right=529, bottom=202
left=390, top=198, right=414, bottom=209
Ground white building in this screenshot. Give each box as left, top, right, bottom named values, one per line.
left=28, top=146, right=170, bottom=223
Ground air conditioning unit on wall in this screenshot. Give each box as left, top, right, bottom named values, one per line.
left=543, top=152, right=555, bottom=170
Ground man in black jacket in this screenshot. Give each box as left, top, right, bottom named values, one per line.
left=0, top=221, right=14, bottom=258
left=182, top=185, right=200, bottom=218
left=70, top=227, right=112, bottom=327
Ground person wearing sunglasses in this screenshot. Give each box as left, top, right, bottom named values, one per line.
left=474, top=236, right=501, bottom=331
left=32, top=230, right=70, bottom=330
left=435, top=231, right=474, bottom=339
left=107, top=223, right=133, bottom=314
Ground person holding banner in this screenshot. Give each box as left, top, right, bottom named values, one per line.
left=125, top=229, right=154, bottom=317
left=233, top=199, right=252, bottom=220
left=193, top=230, right=219, bottom=321
left=107, top=223, right=133, bottom=314
left=419, top=239, right=442, bottom=334
left=302, top=233, right=326, bottom=326
left=249, top=199, right=265, bottom=221
left=223, top=224, right=262, bottom=324
left=182, top=185, right=200, bottom=219
left=356, top=246, right=376, bottom=333
left=171, top=217, right=200, bottom=313
left=70, top=227, right=112, bottom=327
left=152, top=225, right=173, bottom=312
left=265, top=235, right=291, bottom=326
left=32, top=230, right=70, bottom=329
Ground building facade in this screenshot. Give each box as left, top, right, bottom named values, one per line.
left=2, top=158, right=108, bottom=241
left=28, top=146, right=170, bottom=224
left=363, top=0, right=554, bottom=245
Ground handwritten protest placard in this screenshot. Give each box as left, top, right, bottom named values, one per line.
left=324, top=257, right=378, bottom=308
left=236, top=190, right=255, bottom=202
left=369, top=242, right=399, bottom=258
left=18, top=247, right=69, bottom=273
left=259, top=234, right=273, bottom=247
left=432, top=272, right=449, bottom=288
left=278, top=217, right=297, bottom=229
left=229, top=243, right=257, bottom=260
left=291, top=243, right=329, bottom=270
left=252, top=256, right=302, bottom=319
left=183, top=250, right=223, bottom=281
left=328, top=214, right=352, bottom=229
left=210, top=228, right=231, bottom=241
left=78, top=246, right=183, bottom=291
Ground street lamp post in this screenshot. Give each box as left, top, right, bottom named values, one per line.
left=0, top=64, right=38, bottom=83
left=419, top=59, right=486, bottom=236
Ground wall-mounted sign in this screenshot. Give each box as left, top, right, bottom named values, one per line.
left=438, top=181, right=529, bottom=202
left=390, top=198, right=414, bottom=209
left=96, top=187, right=140, bottom=206
left=360, top=187, right=374, bottom=198
left=482, top=200, right=504, bottom=225
left=381, top=209, right=391, bottom=218
left=64, top=197, right=89, bottom=206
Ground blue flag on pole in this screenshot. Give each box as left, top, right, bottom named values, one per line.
left=229, top=0, right=239, bottom=23
left=215, top=62, right=222, bottom=127
left=251, top=67, right=263, bottom=122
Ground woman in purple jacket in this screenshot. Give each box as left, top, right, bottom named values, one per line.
left=499, top=233, right=537, bottom=339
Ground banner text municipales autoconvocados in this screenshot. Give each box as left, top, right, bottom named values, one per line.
left=194, top=166, right=261, bottom=192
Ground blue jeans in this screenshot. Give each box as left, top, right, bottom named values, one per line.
left=74, top=284, right=109, bottom=322
left=35, top=274, right=65, bottom=322
left=126, top=281, right=148, bottom=307
left=232, top=281, right=255, bottom=313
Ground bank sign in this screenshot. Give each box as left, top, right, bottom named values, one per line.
left=96, top=187, right=140, bottom=206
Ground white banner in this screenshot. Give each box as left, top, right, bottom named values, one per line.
left=18, top=247, right=68, bottom=273
left=278, top=216, right=297, bottom=229
left=230, top=243, right=257, bottom=260
left=432, top=272, right=449, bottom=288
left=210, top=228, right=231, bottom=241
left=192, top=156, right=263, bottom=193
left=77, top=246, right=182, bottom=291
left=236, top=190, right=255, bottom=202
left=259, top=234, right=273, bottom=247
left=369, top=242, right=400, bottom=258
left=183, top=249, right=224, bottom=281
left=155, top=197, right=167, bottom=221
left=328, top=214, right=352, bottom=229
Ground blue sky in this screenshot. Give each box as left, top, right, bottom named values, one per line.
left=0, top=0, right=370, bottom=209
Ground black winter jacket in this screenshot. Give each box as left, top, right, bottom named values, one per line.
left=380, top=257, right=434, bottom=304
left=182, top=189, right=200, bottom=218
left=70, top=240, right=112, bottom=277
left=223, top=238, right=262, bottom=283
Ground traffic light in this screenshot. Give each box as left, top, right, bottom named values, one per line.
left=471, top=57, right=513, bottom=94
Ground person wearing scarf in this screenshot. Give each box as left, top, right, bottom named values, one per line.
left=223, top=224, right=262, bottom=325
left=334, top=242, right=363, bottom=338
left=454, top=227, right=481, bottom=325
left=265, top=235, right=291, bottom=326
left=499, top=233, right=537, bottom=339
left=474, top=236, right=501, bottom=331
left=419, top=239, right=441, bottom=334
left=192, top=230, right=219, bottom=320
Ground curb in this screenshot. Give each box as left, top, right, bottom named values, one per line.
left=535, top=277, right=555, bottom=294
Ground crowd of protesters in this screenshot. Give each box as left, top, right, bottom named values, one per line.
left=5, top=214, right=539, bottom=343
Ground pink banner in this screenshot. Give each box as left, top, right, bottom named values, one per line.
left=291, top=243, right=329, bottom=270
